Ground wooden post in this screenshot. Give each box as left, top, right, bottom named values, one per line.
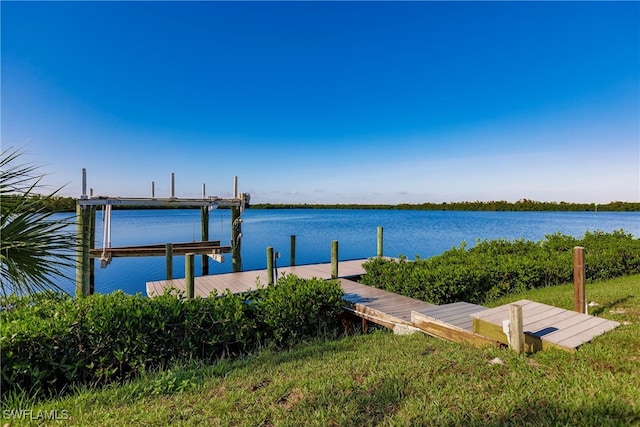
left=89, top=206, right=96, bottom=295
left=509, top=304, right=524, bottom=354
left=290, top=235, right=296, bottom=266
left=75, top=203, right=91, bottom=296
left=231, top=177, right=242, bottom=272
left=331, top=240, right=339, bottom=279
left=165, top=243, right=173, bottom=280
left=231, top=206, right=242, bottom=272
left=201, top=207, right=209, bottom=275
left=185, top=253, right=195, bottom=298
left=573, top=246, right=586, bottom=314
left=377, top=226, right=383, bottom=257
left=266, top=246, right=274, bottom=285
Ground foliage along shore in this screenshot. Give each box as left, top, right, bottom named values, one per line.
left=5, top=194, right=640, bottom=213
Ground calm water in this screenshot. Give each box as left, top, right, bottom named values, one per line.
left=56, top=209, right=640, bottom=295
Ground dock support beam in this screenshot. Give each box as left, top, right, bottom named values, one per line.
left=377, top=226, right=383, bottom=257
left=331, top=240, right=339, bottom=279
left=185, top=253, right=195, bottom=298
left=573, top=246, right=586, bottom=314
left=267, top=246, right=274, bottom=285
left=290, top=235, right=296, bottom=266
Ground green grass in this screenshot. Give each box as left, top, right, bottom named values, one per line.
left=4, top=275, right=639, bottom=426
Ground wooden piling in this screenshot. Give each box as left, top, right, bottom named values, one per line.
left=573, top=246, right=586, bottom=314
left=165, top=243, right=173, bottom=280
left=231, top=206, right=242, bottom=272
left=267, top=246, right=274, bottom=285
left=331, top=240, right=339, bottom=279
left=377, top=226, right=383, bottom=257
left=75, top=204, right=91, bottom=296
left=290, top=235, right=296, bottom=266
left=185, top=253, right=195, bottom=298
left=89, top=206, right=96, bottom=295
left=231, top=177, right=242, bottom=272
left=509, top=304, right=524, bottom=354
left=201, top=207, right=209, bottom=275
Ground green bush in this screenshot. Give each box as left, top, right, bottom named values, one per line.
left=362, top=230, right=640, bottom=305
left=0, top=276, right=344, bottom=397
left=256, top=274, right=344, bottom=348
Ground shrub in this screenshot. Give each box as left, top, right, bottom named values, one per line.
left=0, top=276, right=344, bottom=398
left=361, top=230, right=640, bottom=305
left=257, top=274, right=344, bottom=348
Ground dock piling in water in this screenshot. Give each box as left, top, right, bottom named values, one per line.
left=185, top=253, right=195, bottom=298
left=331, top=240, right=339, bottom=279
left=267, top=246, right=274, bottom=285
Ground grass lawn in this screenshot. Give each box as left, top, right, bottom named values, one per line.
left=4, top=275, right=639, bottom=426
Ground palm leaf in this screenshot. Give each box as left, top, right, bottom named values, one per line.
left=1, top=147, right=77, bottom=297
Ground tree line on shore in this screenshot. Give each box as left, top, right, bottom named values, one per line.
left=5, top=194, right=640, bottom=212
left=253, top=200, right=640, bottom=212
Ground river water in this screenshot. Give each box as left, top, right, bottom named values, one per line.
left=55, top=209, right=640, bottom=295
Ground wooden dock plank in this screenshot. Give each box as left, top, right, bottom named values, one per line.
left=411, top=311, right=502, bottom=347
left=471, top=299, right=619, bottom=351
left=555, top=322, right=620, bottom=348
left=416, top=302, right=487, bottom=332
left=542, top=317, right=613, bottom=344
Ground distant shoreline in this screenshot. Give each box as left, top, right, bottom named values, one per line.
left=252, top=201, right=640, bottom=212
left=12, top=195, right=640, bottom=213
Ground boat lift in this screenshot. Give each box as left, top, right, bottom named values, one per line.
left=75, top=171, right=250, bottom=296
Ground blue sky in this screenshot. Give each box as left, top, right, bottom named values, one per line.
left=2, top=1, right=639, bottom=204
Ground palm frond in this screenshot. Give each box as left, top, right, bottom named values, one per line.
left=0, top=147, right=77, bottom=297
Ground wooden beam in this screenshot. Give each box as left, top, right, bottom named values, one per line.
left=89, top=241, right=230, bottom=258
left=412, top=312, right=502, bottom=348
left=77, top=197, right=244, bottom=208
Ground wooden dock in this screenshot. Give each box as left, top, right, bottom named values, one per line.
left=146, top=260, right=619, bottom=352
left=146, top=258, right=373, bottom=297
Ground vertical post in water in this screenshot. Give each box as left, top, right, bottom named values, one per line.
left=75, top=203, right=91, bottom=296
left=185, top=253, right=195, bottom=298
left=509, top=304, right=524, bottom=354
left=377, top=226, right=384, bottom=258
left=573, top=246, right=586, bottom=314
left=231, top=176, right=242, bottom=272
left=331, top=240, right=339, bottom=279
left=201, top=183, right=209, bottom=275
left=165, top=243, right=173, bottom=280
left=266, top=246, right=274, bottom=285
left=290, top=235, right=296, bottom=266
left=89, top=206, right=96, bottom=295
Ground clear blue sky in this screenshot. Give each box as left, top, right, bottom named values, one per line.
left=2, top=1, right=639, bottom=204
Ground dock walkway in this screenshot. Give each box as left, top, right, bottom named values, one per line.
left=146, top=259, right=619, bottom=352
